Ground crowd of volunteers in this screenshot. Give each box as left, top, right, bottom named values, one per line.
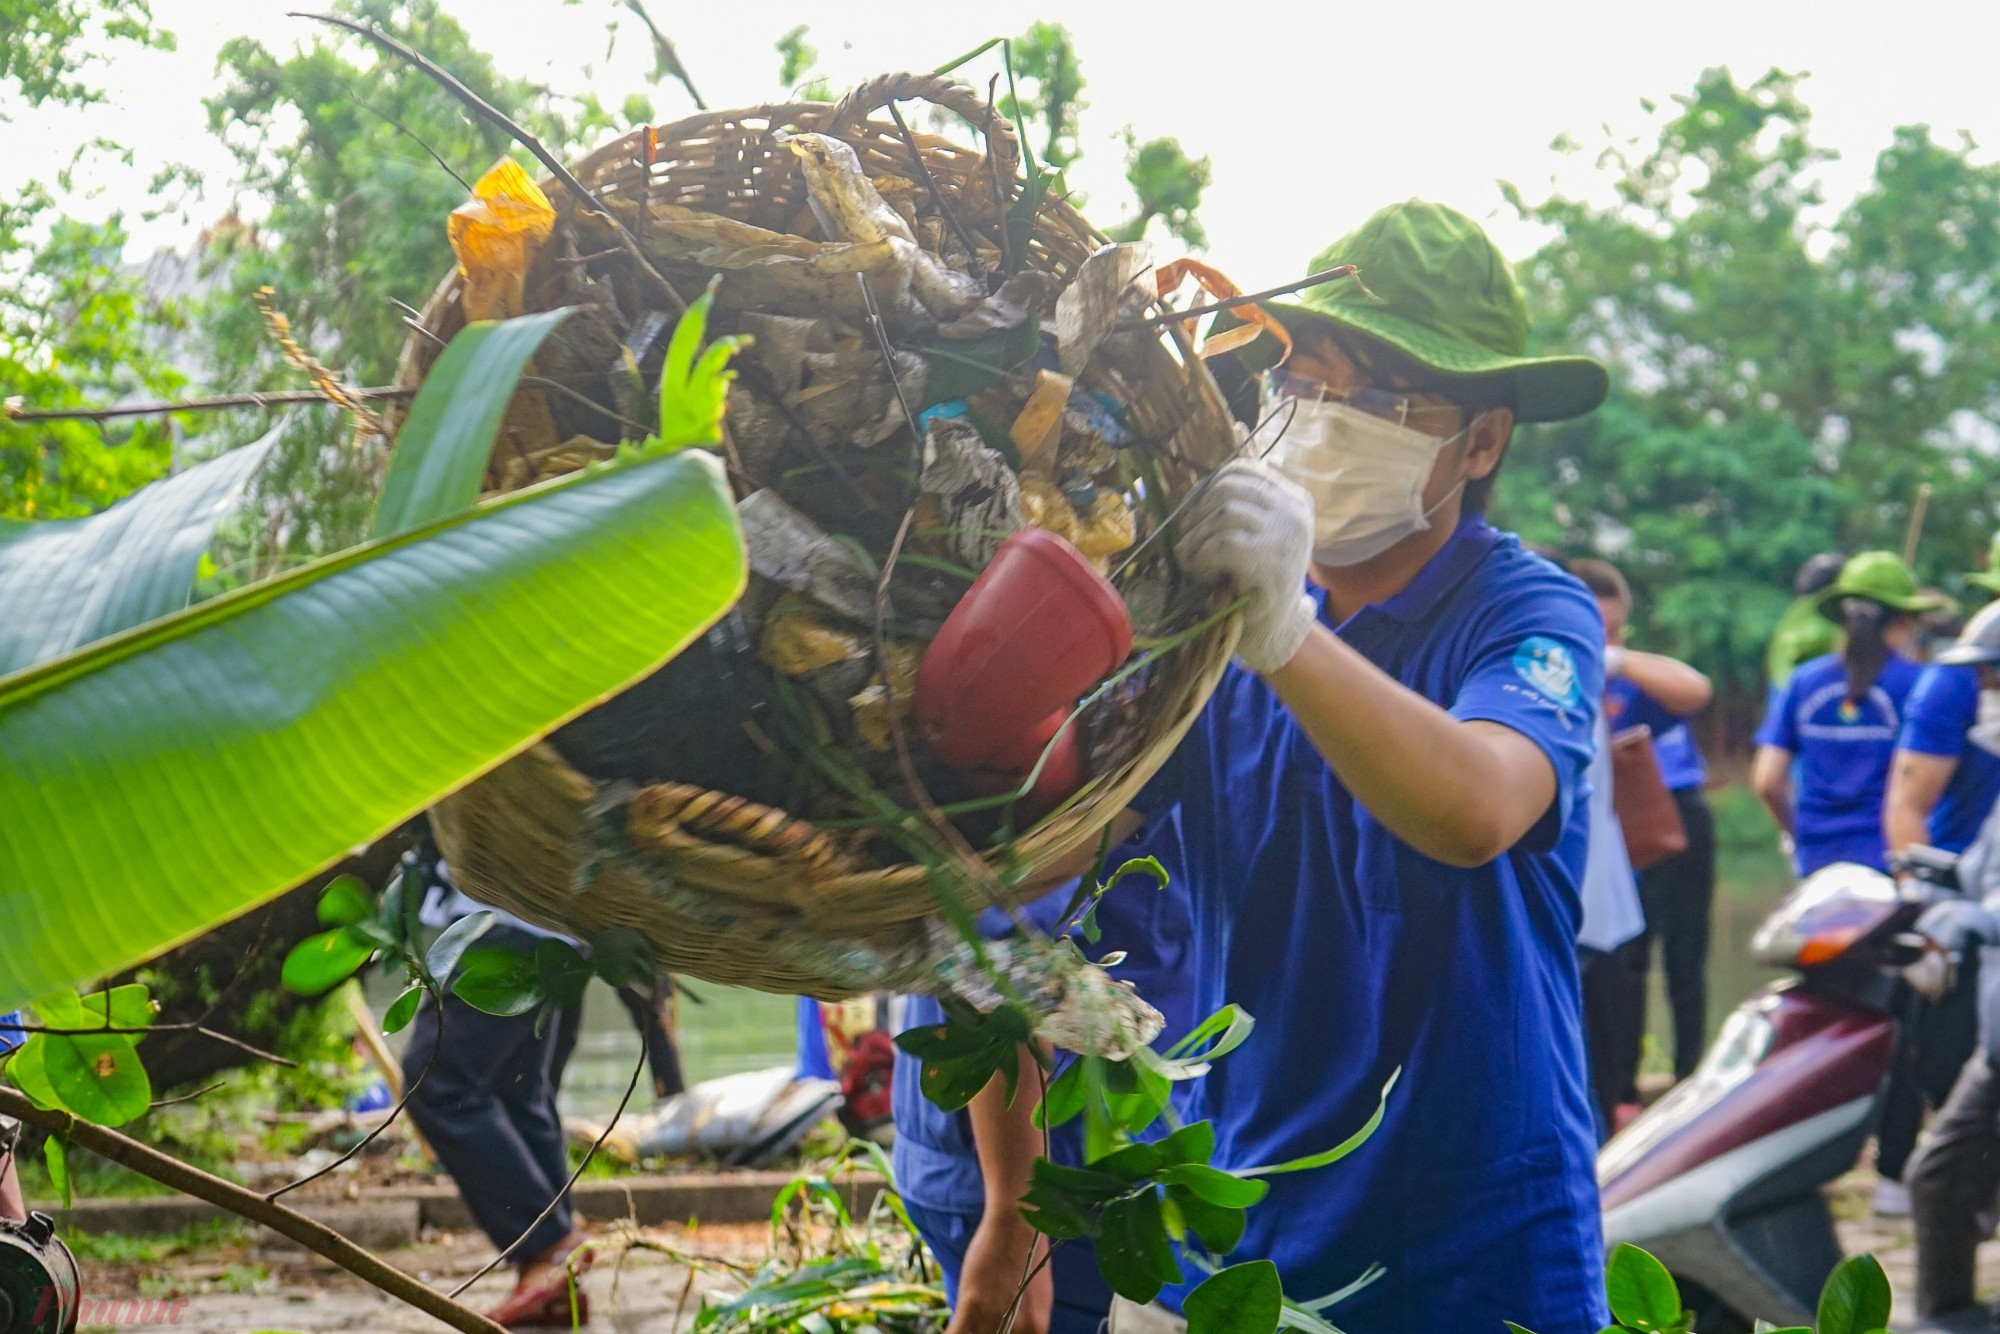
left=16, top=195, right=1995, bottom=1333
left=870, top=199, right=2000, bottom=1334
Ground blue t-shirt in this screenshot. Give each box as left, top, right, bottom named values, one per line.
left=1755, top=651, right=1924, bottom=873
left=1604, top=677, right=1706, bottom=792
left=1897, top=662, right=2000, bottom=854
left=1134, top=517, right=1608, bottom=1334
left=891, top=815, right=1195, bottom=1215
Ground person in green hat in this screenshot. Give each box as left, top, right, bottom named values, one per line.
left=1750, top=551, right=1949, bottom=875
left=1023, top=201, right=1612, bottom=1334
left=1965, top=532, right=2000, bottom=601
left=1765, top=552, right=1848, bottom=690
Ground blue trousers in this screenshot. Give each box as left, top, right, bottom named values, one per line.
left=403, top=947, right=574, bottom=1261
left=903, top=1199, right=1113, bottom=1334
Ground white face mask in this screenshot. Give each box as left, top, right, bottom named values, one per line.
left=1255, top=391, right=1470, bottom=567
left=1972, top=688, right=2000, bottom=758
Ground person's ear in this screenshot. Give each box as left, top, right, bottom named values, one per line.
left=1460, top=407, right=1515, bottom=481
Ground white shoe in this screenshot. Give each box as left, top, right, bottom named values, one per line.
left=1873, top=1177, right=1912, bottom=1216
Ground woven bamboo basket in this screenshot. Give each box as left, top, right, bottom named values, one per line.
left=395, top=74, right=1242, bottom=998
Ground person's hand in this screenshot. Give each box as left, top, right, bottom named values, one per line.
left=1603, top=645, right=1628, bottom=677
left=947, top=1207, right=1052, bottom=1334
left=1916, top=898, right=2000, bottom=954
left=1179, top=459, right=1317, bottom=674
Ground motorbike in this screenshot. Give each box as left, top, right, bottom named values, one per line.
left=1596, top=850, right=1964, bottom=1330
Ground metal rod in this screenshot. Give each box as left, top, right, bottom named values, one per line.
left=1108, top=396, right=1300, bottom=582
left=885, top=100, right=988, bottom=288
left=6, top=385, right=416, bottom=424
left=1140, top=265, right=1359, bottom=327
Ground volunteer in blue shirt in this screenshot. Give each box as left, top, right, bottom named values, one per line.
left=1752, top=552, right=1946, bottom=875
left=893, top=819, right=1192, bottom=1334
left=1571, top=559, right=1716, bottom=1100
left=1067, top=201, right=1612, bottom=1334
left=1887, top=579, right=2000, bottom=859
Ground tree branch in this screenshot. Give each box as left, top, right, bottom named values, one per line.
left=5, top=386, right=415, bottom=424
left=3, top=1023, right=296, bottom=1069
left=0, top=1085, right=507, bottom=1334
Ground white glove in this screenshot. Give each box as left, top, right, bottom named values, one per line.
left=1178, top=459, right=1317, bottom=674
left=1917, top=898, right=2000, bottom=954
left=1604, top=645, right=1628, bottom=677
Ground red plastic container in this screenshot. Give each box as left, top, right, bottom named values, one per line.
left=962, top=713, right=1084, bottom=822
left=915, top=527, right=1134, bottom=772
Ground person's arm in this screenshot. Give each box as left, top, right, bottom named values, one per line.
left=1608, top=647, right=1711, bottom=718
left=1267, top=627, right=1557, bottom=867
left=1750, top=745, right=1795, bottom=842
left=1168, top=461, right=1587, bottom=869
left=1886, top=750, right=1957, bottom=854
left=948, top=1045, right=1053, bottom=1334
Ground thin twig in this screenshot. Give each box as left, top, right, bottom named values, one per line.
left=1139, top=265, right=1360, bottom=326
left=0, top=1085, right=508, bottom=1334
left=5, top=1022, right=297, bottom=1069
left=293, top=11, right=686, bottom=314
left=266, top=983, right=440, bottom=1201
left=343, top=87, right=471, bottom=189
left=450, top=1041, right=648, bottom=1297
left=520, top=375, right=648, bottom=435
left=148, top=1080, right=227, bottom=1110
left=5, top=386, right=415, bottom=424
left=884, top=100, right=987, bottom=288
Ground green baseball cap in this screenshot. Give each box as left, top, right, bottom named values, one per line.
left=1230, top=199, right=1609, bottom=423
left=1815, top=550, right=1952, bottom=622
left=1966, top=532, right=2000, bottom=595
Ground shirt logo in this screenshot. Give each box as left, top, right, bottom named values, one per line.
left=1514, top=636, right=1582, bottom=709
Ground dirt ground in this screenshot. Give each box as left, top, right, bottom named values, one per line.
left=63, top=1178, right=2000, bottom=1334
left=71, top=1220, right=776, bottom=1334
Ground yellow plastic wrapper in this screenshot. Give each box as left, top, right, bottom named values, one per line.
left=1074, top=490, right=1138, bottom=566
left=1009, top=369, right=1073, bottom=473
left=449, top=159, right=557, bottom=321
left=758, top=596, right=868, bottom=675
left=1019, top=475, right=1079, bottom=545
left=849, top=642, right=921, bottom=751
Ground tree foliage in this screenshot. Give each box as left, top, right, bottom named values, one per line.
left=194, top=0, right=630, bottom=575
left=991, top=24, right=1210, bottom=251
left=0, top=0, right=170, bottom=112
left=1111, top=131, right=1213, bottom=250
left=1002, top=21, right=1087, bottom=173
left=774, top=24, right=830, bottom=101
left=1499, top=67, right=2000, bottom=701
left=0, top=0, right=180, bottom=519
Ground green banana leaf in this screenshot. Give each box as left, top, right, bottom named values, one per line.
left=369, top=308, right=574, bottom=540
left=0, top=423, right=277, bottom=675
left=0, top=449, right=746, bottom=1010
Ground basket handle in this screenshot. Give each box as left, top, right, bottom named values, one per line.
left=822, top=73, right=1023, bottom=187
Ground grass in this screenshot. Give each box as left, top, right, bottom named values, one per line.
left=65, top=1219, right=250, bottom=1265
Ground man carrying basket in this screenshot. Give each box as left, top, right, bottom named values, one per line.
left=1072, top=201, right=1612, bottom=1334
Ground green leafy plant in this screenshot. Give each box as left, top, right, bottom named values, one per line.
left=1505, top=1244, right=1892, bottom=1334
left=0, top=294, right=746, bottom=1013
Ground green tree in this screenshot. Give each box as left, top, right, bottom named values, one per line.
left=0, top=0, right=180, bottom=518
left=1002, top=21, right=1087, bottom=173
left=774, top=23, right=830, bottom=101
left=1499, top=66, right=2000, bottom=713
left=1110, top=131, right=1212, bottom=249
left=196, top=0, right=621, bottom=574
left=0, top=0, right=169, bottom=109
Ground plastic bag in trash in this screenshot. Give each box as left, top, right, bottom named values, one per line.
left=635, top=1066, right=842, bottom=1168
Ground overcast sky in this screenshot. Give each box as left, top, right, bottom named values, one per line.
left=13, top=0, right=2000, bottom=293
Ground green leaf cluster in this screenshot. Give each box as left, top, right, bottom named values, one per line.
left=1507, top=1245, right=1890, bottom=1334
